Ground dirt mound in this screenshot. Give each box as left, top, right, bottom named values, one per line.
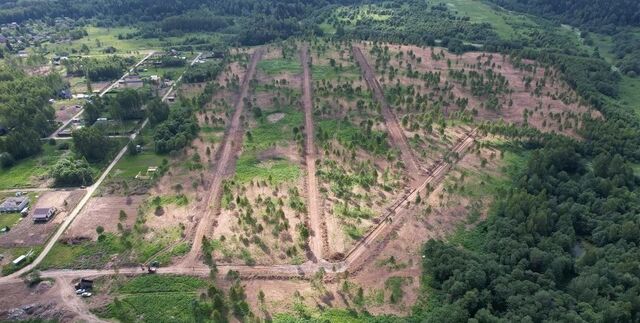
left=267, top=112, right=285, bottom=123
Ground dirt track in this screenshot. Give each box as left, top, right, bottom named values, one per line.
left=300, top=44, right=327, bottom=261
left=0, top=46, right=481, bottom=321
left=183, top=48, right=264, bottom=265
left=352, top=45, right=422, bottom=184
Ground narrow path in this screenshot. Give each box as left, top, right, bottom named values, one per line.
left=299, top=44, right=327, bottom=261
left=352, top=45, right=422, bottom=185
left=47, top=51, right=156, bottom=139
left=0, top=129, right=477, bottom=286
left=183, top=48, right=264, bottom=266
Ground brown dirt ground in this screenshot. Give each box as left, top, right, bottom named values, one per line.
left=343, top=140, right=505, bottom=315
left=0, top=190, right=85, bottom=247
left=0, top=280, right=77, bottom=322
left=64, top=195, right=145, bottom=239
left=54, top=104, right=83, bottom=124
left=359, top=42, right=601, bottom=138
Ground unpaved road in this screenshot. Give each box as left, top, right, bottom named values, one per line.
left=0, top=129, right=477, bottom=286
left=56, top=277, right=105, bottom=323
left=300, top=44, right=327, bottom=260
left=183, top=48, right=264, bottom=265
left=47, top=51, right=156, bottom=139
left=5, top=53, right=202, bottom=280
left=352, top=45, right=422, bottom=184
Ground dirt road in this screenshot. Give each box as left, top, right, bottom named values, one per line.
left=47, top=51, right=156, bottom=139
left=5, top=53, right=202, bottom=280
left=299, top=44, right=327, bottom=261
left=56, top=277, right=105, bottom=323
left=183, top=48, right=264, bottom=265
left=352, top=46, right=422, bottom=184
left=343, top=130, right=477, bottom=266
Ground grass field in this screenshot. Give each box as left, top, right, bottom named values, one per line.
left=245, top=110, right=303, bottom=151
left=95, top=275, right=207, bottom=322
left=0, top=213, right=21, bottom=228
left=616, top=76, right=640, bottom=117
left=312, top=64, right=360, bottom=81
left=258, top=58, right=302, bottom=75
left=0, top=143, right=72, bottom=189
left=235, top=154, right=301, bottom=184
left=434, top=0, right=532, bottom=40
left=41, top=224, right=184, bottom=269
left=45, top=26, right=222, bottom=58
left=111, top=151, right=166, bottom=180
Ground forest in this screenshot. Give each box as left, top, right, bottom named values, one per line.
left=0, top=0, right=639, bottom=321
left=0, top=68, right=66, bottom=166
left=487, top=0, right=640, bottom=32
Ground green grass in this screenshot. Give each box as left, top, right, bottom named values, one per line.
left=273, top=308, right=393, bottom=323
left=117, top=275, right=207, bottom=293
left=40, top=223, right=185, bottom=269
left=0, top=143, right=72, bottom=189
left=434, top=0, right=533, bottom=40
left=0, top=246, right=42, bottom=276
left=617, top=76, right=640, bottom=117
left=245, top=110, right=303, bottom=151
left=95, top=275, right=207, bottom=322
left=257, top=58, right=302, bottom=75
left=235, top=154, right=301, bottom=184
left=344, top=224, right=365, bottom=240
left=112, top=151, right=166, bottom=180
left=317, top=119, right=360, bottom=143
left=137, top=66, right=188, bottom=80
left=311, top=64, right=359, bottom=81
left=0, top=213, right=21, bottom=228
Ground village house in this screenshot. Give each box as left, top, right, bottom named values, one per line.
left=0, top=196, right=29, bottom=213
left=32, top=207, right=56, bottom=223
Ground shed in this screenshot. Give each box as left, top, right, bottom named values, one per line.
left=32, top=207, right=56, bottom=222
left=75, top=278, right=94, bottom=290
left=0, top=196, right=29, bottom=213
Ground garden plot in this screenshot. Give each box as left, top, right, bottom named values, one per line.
left=359, top=42, right=601, bottom=138
left=309, top=41, right=406, bottom=259
left=210, top=47, right=307, bottom=265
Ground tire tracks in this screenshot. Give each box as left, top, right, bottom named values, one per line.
left=300, top=44, right=328, bottom=261
left=183, top=48, right=264, bottom=266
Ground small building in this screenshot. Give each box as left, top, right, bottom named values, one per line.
left=32, top=207, right=56, bottom=223
left=0, top=196, right=29, bottom=213
left=75, top=278, right=94, bottom=290
left=12, top=255, right=26, bottom=265
left=120, top=75, right=143, bottom=88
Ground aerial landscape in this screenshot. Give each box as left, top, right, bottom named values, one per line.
left=0, top=0, right=639, bottom=322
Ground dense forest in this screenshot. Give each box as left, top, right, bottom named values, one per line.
left=0, top=0, right=639, bottom=321
left=0, top=68, right=66, bottom=166
left=488, top=0, right=640, bottom=32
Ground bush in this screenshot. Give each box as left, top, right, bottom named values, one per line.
left=0, top=152, right=15, bottom=168
left=50, top=157, right=93, bottom=187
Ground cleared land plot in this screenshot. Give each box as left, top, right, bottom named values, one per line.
left=345, top=138, right=525, bottom=315
left=359, top=42, right=600, bottom=138
left=309, top=40, right=406, bottom=258
left=0, top=189, right=85, bottom=248
left=211, top=46, right=307, bottom=265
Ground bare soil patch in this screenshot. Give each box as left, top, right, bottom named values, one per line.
left=267, top=112, right=286, bottom=123
left=64, top=195, right=145, bottom=239
left=0, top=190, right=84, bottom=247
